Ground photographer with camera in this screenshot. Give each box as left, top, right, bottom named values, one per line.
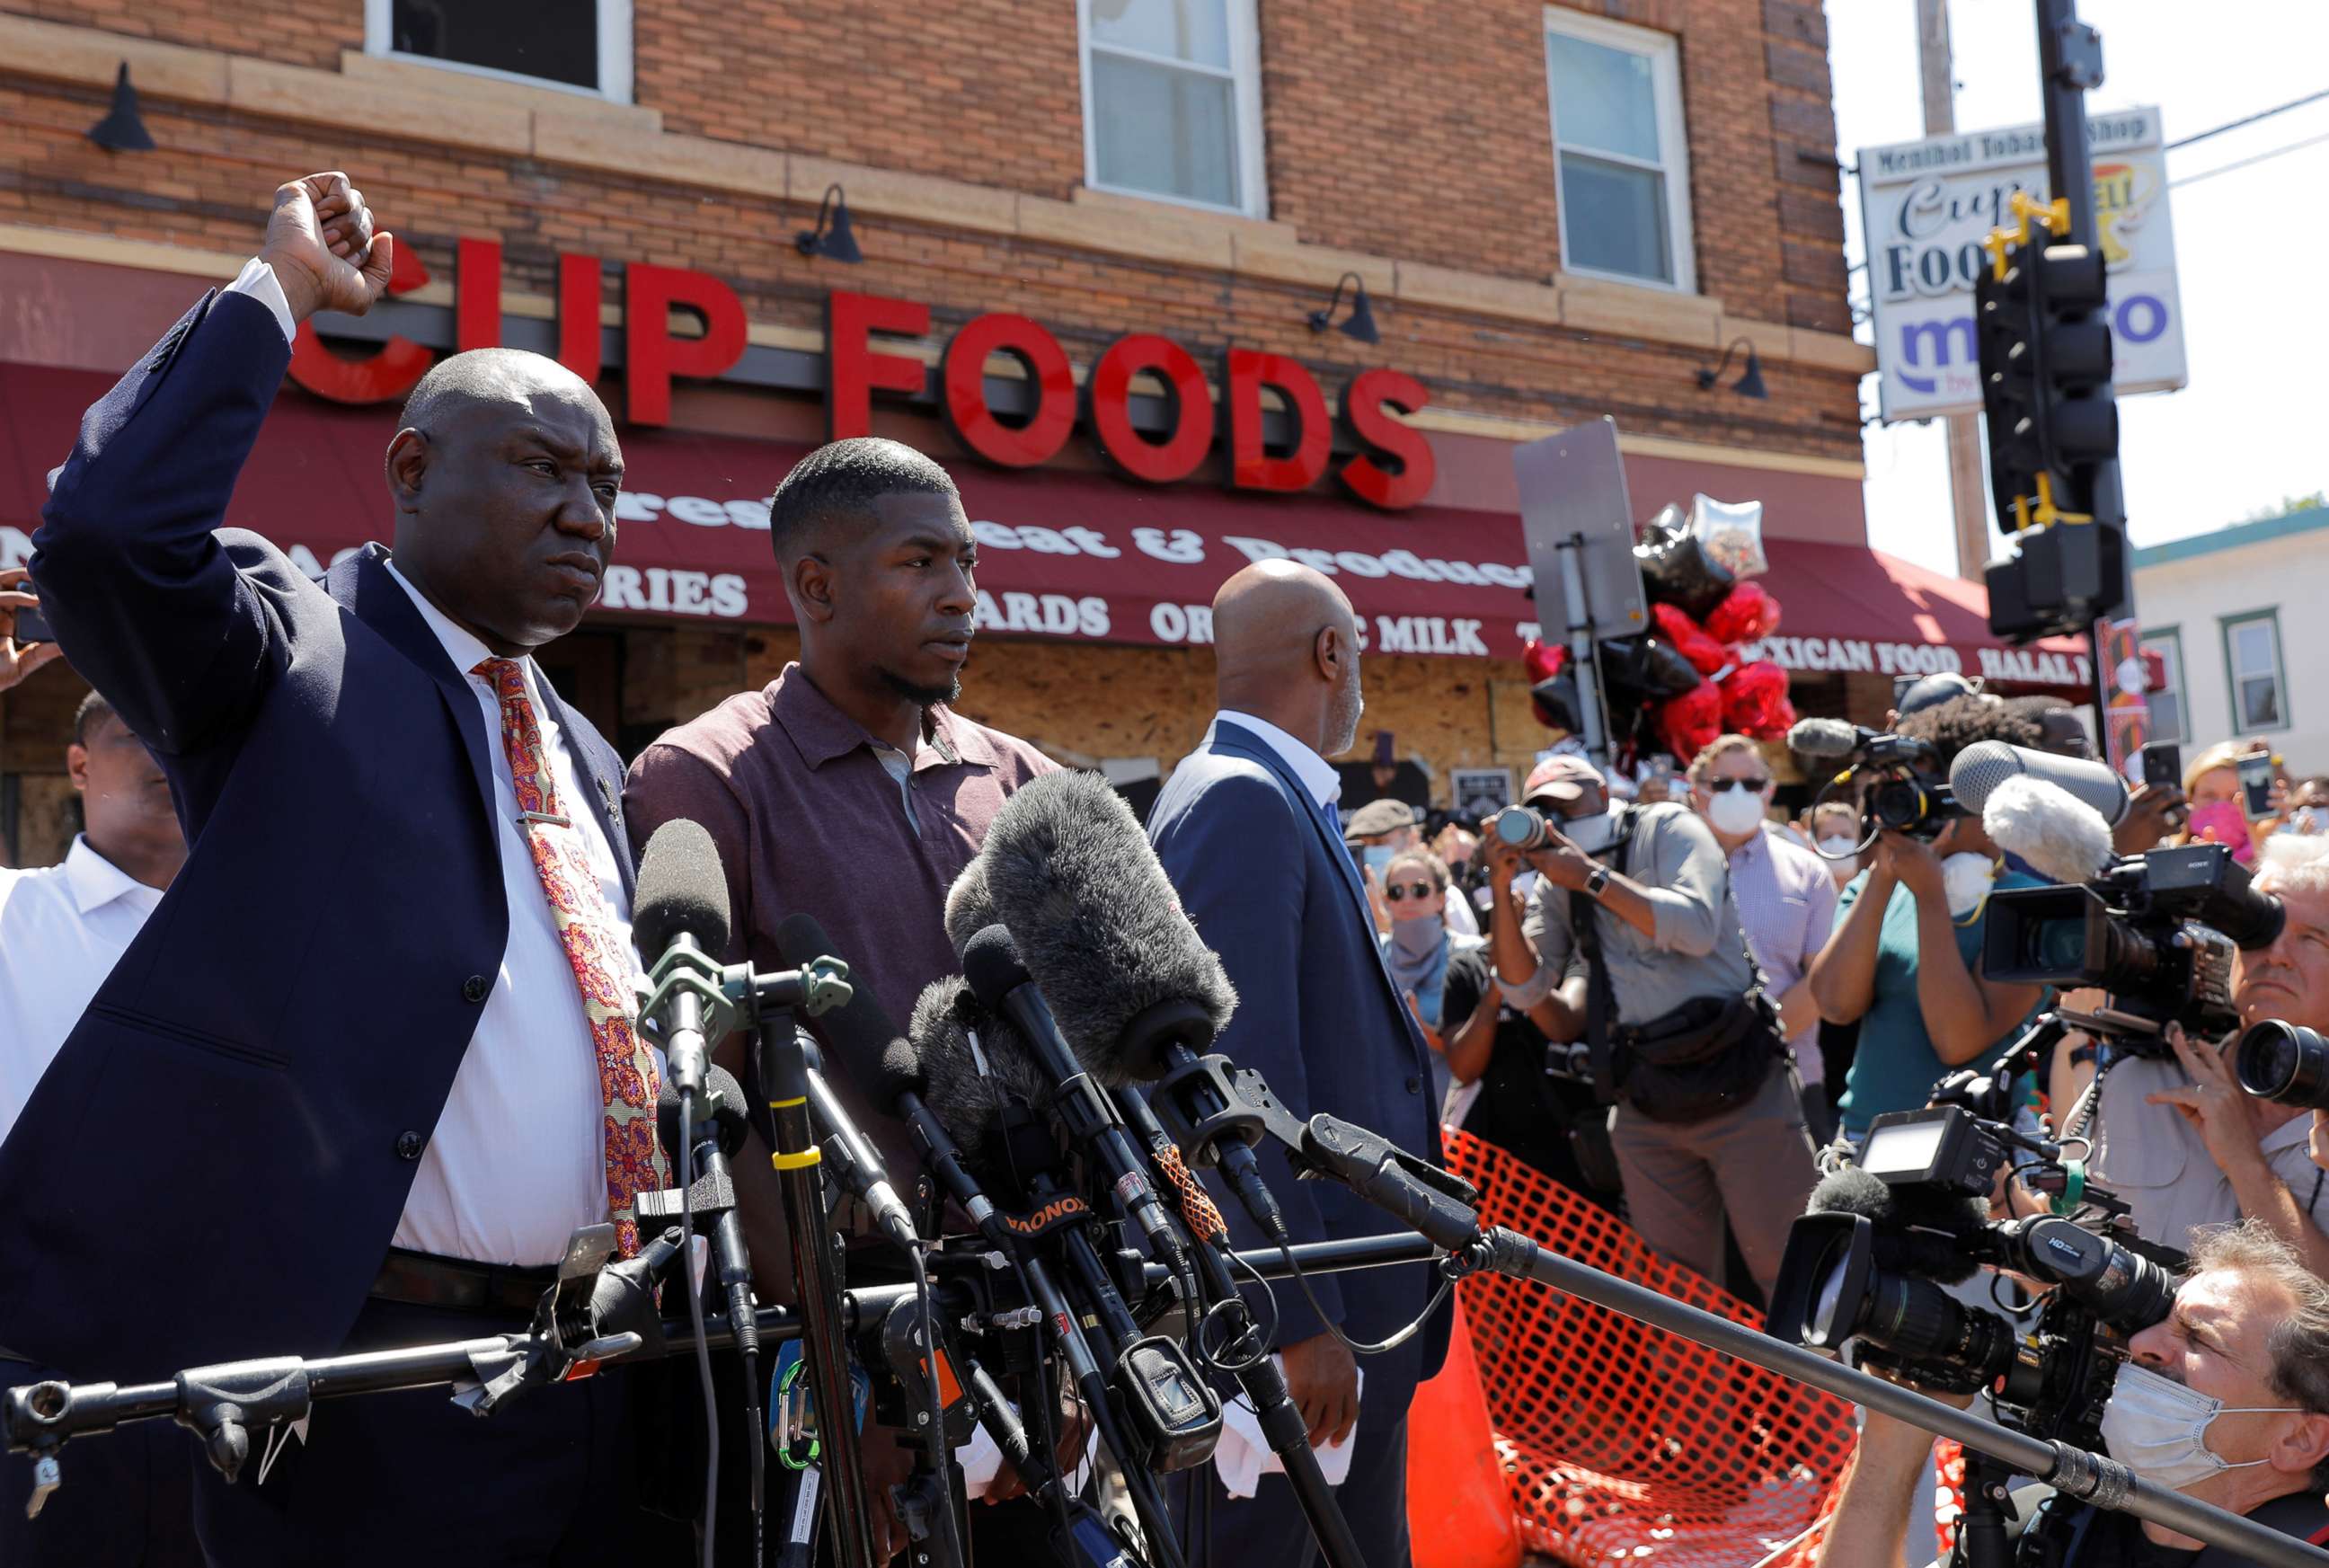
left=1815, top=1221, right=2329, bottom=1567
left=1808, top=695, right=2051, bottom=1146
left=1486, top=754, right=1817, bottom=1298
left=2088, top=837, right=2329, bottom=1276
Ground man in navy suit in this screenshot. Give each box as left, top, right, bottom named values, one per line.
left=0, top=173, right=681, bottom=1566
left=1147, top=560, right=1449, bottom=1568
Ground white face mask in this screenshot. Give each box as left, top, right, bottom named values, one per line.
left=2100, top=1364, right=2294, bottom=1491
left=1817, top=834, right=1859, bottom=862
left=1704, top=786, right=1767, bottom=837
left=1942, top=852, right=1997, bottom=917
left=1561, top=807, right=1621, bottom=855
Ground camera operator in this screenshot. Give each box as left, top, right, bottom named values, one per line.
left=1816, top=1221, right=2329, bottom=1567
left=2088, top=837, right=2329, bottom=1275
left=1808, top=695, right=2050, bottom=1145
left=1486, top=754, right=1817, bottom=1298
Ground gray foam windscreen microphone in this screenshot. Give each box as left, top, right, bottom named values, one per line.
left=957, top=769, right=1235, bottom=1080
left=632, top=818, right=732, bottom=960
left=906, top=976, right=1054, bottom=1176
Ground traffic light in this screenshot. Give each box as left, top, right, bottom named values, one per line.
left=1979, top=193, right=2127, bottom=640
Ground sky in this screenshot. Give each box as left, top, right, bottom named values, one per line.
left=1828, top=0, right=2329, bottom=575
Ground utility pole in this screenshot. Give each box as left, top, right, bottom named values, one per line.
left=1917, top=0, right=1993, bottom=583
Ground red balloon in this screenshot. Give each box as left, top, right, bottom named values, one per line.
left=1657, top=680, right=1725, bottom=761
left=1522, top=637, right=1568, bottom=684
left=1704, top=580, right=1782, bottom=646
left=1652, top=603, right=1730, bottom=676
left=1720, top=660, right=1797, bottom=740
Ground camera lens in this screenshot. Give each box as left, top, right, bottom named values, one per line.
left=1490, top=805, right=1550, bottom=853
left=2236, top=1022, right=2329, bottom=1110
left=2032, top=917, right=2090, bottom=974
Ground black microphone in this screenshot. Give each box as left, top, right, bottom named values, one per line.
left=962, top=925, right=1190, bottom=1275
left=881, top=981, right=1033, bottom=1254
left=1805, top=1164, right=1987, bottom=1285
left=768, top=914, right=919, bottom=1253
left=633, top=819, right=732, bottom=1121
left=946, top=770, right=1282, bottom=1242
left=653, top=1064, right=757, bottom=1351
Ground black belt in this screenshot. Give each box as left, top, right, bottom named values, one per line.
left=369, top=1247, right=558, bottom=1316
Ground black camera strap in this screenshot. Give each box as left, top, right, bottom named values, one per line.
left=1568, top=804, right=1634, bottom=1106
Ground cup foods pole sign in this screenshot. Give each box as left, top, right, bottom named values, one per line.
left=1858, top=107, right=2186, bottom=421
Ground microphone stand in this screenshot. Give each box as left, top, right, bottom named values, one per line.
left=1111, top=1085, right=1369, bottom=1568
left=750, top=1006, right=881, bottom=1568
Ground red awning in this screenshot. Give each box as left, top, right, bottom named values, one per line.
left=0, top=360, right=2084, bottom=687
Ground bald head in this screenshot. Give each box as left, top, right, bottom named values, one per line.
left=385, top=347, right=624, bottom=657
left=399, top=347, right=607, bottom=436
left=1212, top=561, right=1364, bottom=758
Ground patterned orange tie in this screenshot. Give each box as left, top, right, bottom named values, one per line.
left=475, top=657, right=665, bottom=1256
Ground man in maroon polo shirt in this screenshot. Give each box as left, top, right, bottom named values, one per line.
left=626, top=435, right=1056, bottom=1205
left=624, top=437, right=1056, bottom=1555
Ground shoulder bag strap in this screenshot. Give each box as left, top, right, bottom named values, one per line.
left=1569, top=804, right=1633, bottom=1105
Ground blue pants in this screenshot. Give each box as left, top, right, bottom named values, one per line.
left=1173, top=1414, right=1410, bottom=1568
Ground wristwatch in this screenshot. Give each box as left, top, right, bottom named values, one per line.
left=1582, top=864, right=1613, bottom=899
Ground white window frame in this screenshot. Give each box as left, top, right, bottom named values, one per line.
left=2221, top=609, right=2291, bottom=736
left=1542, top=6, right=1696, bottom=293
left=1077, top=0, right=1270, bottom=219
left=2139, top=628, right=2186, bottom=744
left=364, top=0, right=634, bottom=105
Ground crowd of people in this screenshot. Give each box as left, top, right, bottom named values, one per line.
left=10, top=169, right=2329, bottom=1568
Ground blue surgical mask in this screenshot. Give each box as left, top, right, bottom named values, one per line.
left=1361, top=845, right=1397, bottom=880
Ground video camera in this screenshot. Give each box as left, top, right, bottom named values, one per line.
left=1785, top=720, right=1961, bottom=846
left=1986, top=842, right=2285, bottom=1046
left=1769, top=1103, right=2182, bottom=1451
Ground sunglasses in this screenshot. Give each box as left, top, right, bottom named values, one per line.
left=1705, top=777, right=1771, bottom=793
left=1384, top=882, right=1437, bottom=902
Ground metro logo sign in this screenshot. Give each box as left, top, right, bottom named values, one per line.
left=289, top=244, right=1435, bottom=509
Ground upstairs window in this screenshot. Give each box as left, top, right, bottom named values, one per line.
left=1081, top=0, right=1267, bottom=216
left=368, top=0, right=633, bottom=102
left=1543, top=8, right=1694, bottom=290
left=2222, top=611, right=2289, bottom=734
left=2140, top=630, right=2186, bottom=744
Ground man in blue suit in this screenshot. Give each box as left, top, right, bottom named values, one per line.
left=0, top=173, right=681, bottom=1566
left=1148, top=559, right=1449, bottom=1568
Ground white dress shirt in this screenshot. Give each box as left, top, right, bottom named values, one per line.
left=227, top=257, right=638, bottom=1263
left=1207, top=709, right=1342, bottom=811
left=381, top=560, right=637, bottom=1266
left=0, top=837, right=164, bottom=1138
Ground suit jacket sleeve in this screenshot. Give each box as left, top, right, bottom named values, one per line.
left=1153, top=769, right=1347, bottom=1342
left=30, top=288, right=294, bottom=756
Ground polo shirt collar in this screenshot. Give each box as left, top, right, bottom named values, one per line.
left=63, top=836, right=157, bottom=917
left=771, top=662, right=995, bottom=774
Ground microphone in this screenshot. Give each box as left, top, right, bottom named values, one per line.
left=633, top=819, right=733, bottom=1121
left=877, top=1001, right=1017, bottom=1255
left=947, top=771, right=1281, bottom=1241
left=961, top=925, right=1190, bottom=1274
left=652, top=1063, right=757, bottom=1351
left=1805, top=1164, right=1987, bottom=1285
left=1787, top=717, right=1881, bottom=763
left=1950, top=740, right=2129, bottom=827
left=768, top=914, right=919, bottom=1254
left=943, top=770, right=1237, bottom=1078
left=1981, top=775, right=2118, bottom=886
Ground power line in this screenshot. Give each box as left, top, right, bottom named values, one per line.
left=2170, top=127, right=2329, bottom=189
left=2165, top=86, right=2329, bottom=152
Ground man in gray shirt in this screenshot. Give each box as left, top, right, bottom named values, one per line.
left=1485, top=753, right=1819, bottom=1298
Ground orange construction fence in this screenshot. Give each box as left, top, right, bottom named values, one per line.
left=1425, top=1129, right=1861, bottom=1568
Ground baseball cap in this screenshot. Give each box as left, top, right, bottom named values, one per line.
left=1895, top=671, right=1985, bottom=718
left=1343, top=799, right=1417, bottom=841
left=1523, top=754, right=1606, bottom=807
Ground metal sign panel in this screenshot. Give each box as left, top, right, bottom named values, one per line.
left=1858, top=106, right=2185, bottom=421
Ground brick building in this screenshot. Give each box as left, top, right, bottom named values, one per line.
left=0, top=0, right=2063, bottom=864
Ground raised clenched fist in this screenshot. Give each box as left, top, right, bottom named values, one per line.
left=255, top=173, right=394, bottom=324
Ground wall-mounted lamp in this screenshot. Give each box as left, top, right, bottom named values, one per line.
left=794, top=184, right=862, bottom=263
left=1306, top=271, right=1379, bottom=345
left=1695, top=337, right=1767, bottom=400
left=88, top=63, right=155, bottom=153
